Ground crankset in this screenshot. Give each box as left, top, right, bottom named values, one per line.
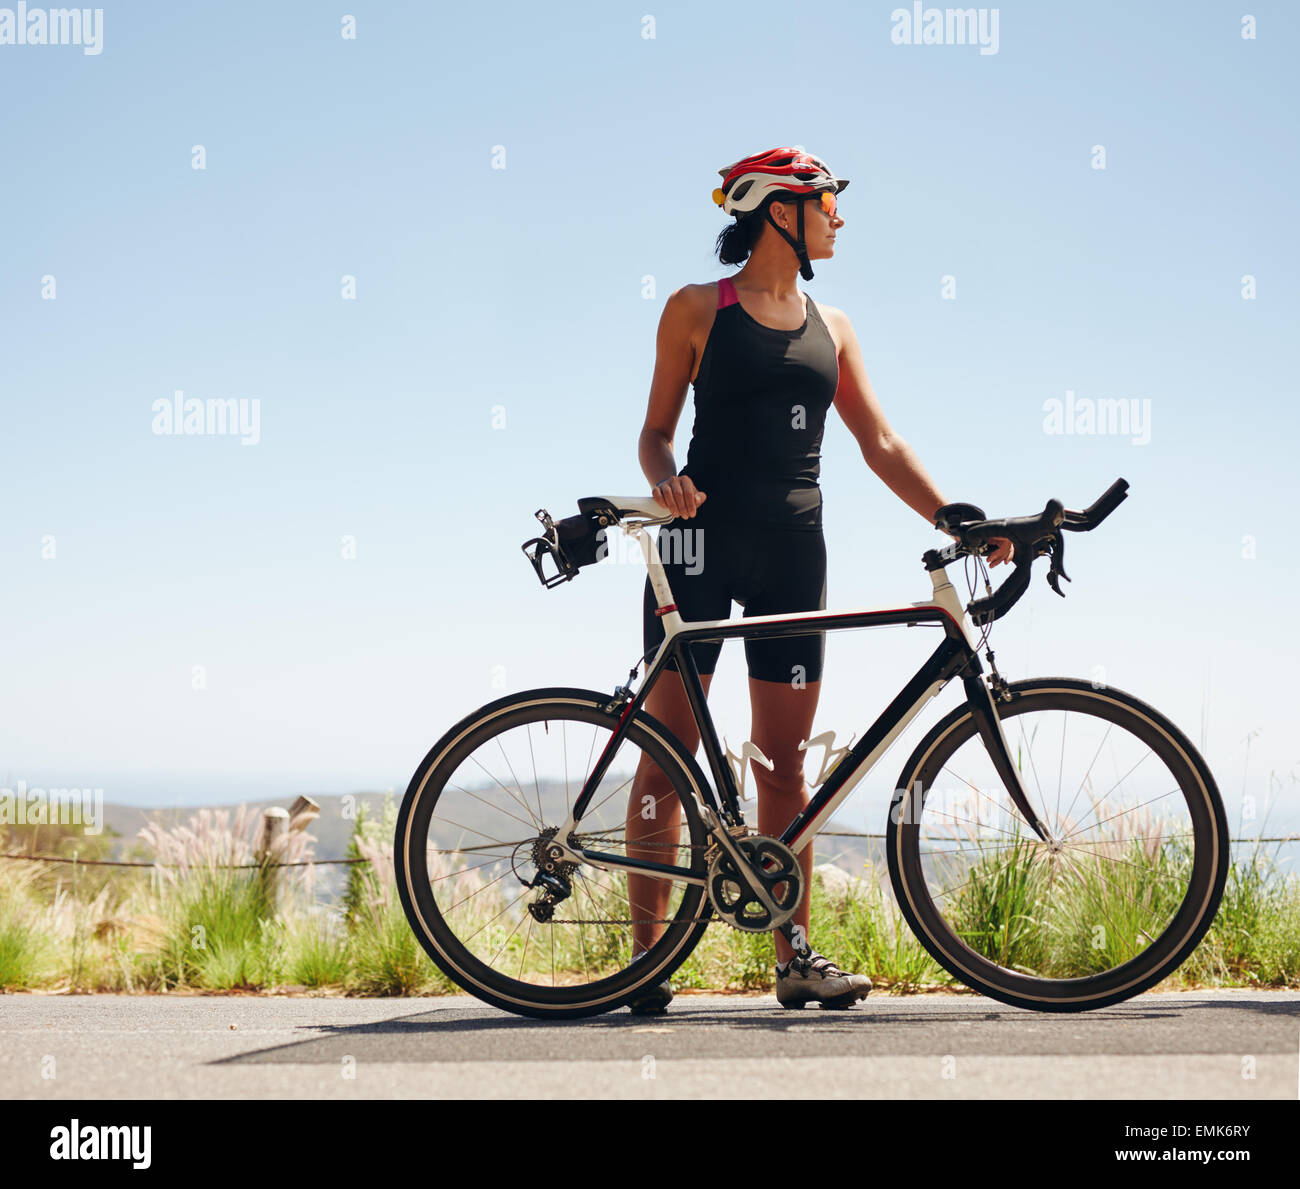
left=707, top=834, right=804, bottom=933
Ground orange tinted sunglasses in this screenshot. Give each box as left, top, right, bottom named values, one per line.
left=817, top=190, right=838, bottom=218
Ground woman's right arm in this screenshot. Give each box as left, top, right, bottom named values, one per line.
left=638, top=286, right=708, bottom=519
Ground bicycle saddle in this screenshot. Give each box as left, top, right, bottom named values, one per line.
left=578, top=495, right=665, bottom=520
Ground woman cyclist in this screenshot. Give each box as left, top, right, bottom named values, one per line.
left=625, top=147, right=1013, bottom=1012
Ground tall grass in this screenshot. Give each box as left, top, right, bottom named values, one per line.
left=1, top=795, right=1296, bottom=995
left=937, top=803, right=1204, bottom=980
left=139, top=806, right=312, bottom=989
left=0, top=865, right=53, bottom=989
left=346, top=825, right=453, bottom=995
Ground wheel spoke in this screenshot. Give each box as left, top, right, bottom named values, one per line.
left=1054, top=709, right=1067, bottom=831
left=1061, top=787, right=1181, bottom=842
left=469, top=884, right=533, bottom=951
left=427, top=855, right=511, bottom=884
left=1059, top=721, right=1113, bottom=828
left=426, top=812, right=516, bottom=849
left=471, top=749, right=542, bottom=830
left=524, top=724, right=545, bottom=825
left=428, top=839, right=529, bottom=855
left=580, top=771, right=640, bottom=824
left=452, top=780, right=540, bottom=834
left=1016, top=714, right=1049, bottom=828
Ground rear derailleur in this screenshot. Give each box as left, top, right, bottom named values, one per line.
left=518, top=827, right=575, bottom=923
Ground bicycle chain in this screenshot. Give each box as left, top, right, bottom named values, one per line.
left=546, top=915, right=712, bottom=925
left=543, top=833, right=716, bottom=925
left=530, top=821, right=765, bottom=926
left=569, top=834, right=711, bottom=852
left=543, top=911, right=763, bottom=930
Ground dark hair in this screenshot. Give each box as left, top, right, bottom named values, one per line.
left=714, top=198, right=774, bottom=265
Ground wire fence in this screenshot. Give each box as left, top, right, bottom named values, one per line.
left=0, top=854, right=369, bottom=869
left=3, top=831, right=1298, bottom=870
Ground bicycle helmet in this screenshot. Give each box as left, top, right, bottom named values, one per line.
left=711, top=147, right=849, bottom=280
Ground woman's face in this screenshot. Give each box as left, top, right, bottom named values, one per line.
left=769, top=192, right=845, bottom=260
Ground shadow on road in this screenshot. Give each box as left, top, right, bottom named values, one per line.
left=209, top=992, right=1295, bottom=1067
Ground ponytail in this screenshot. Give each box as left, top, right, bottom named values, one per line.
left=713, top=202, right=770, bottom=265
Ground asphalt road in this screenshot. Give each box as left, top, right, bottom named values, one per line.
left=2, top=989, right=1297, bottom=1099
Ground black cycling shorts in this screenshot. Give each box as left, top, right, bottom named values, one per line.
left=641, top=512, right=827, bottom=684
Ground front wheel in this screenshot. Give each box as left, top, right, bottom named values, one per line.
left=887, top=678, right=1229, bottom=1012
left=394, top=688, right=714, bottom=1018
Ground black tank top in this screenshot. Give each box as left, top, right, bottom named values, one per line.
left=680, top=276, right=839, bottom=530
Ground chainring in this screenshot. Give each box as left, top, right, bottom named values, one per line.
left=706, top=834, right=804, bottom=933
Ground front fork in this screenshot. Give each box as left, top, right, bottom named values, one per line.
left=962, top=670, right=1052, bottom=842
left=929, top=565, right=1052, bottom=844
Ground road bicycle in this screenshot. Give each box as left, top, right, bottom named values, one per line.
left=394, top=478, right=1228, bottom=1018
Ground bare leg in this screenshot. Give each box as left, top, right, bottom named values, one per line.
left=626, top=668, right=713, bottom=956
left=747, top=676, right=822, bottom=965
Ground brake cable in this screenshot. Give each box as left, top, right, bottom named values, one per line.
left=963, top=549, right=995, bottom=652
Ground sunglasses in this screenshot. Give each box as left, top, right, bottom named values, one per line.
left=709, top=187, right=840, bottom=218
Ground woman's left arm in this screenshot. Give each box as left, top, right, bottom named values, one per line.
left=822, top=305, right=1013, bottom=566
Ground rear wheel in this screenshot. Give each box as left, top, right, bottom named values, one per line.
left=887, top=678, right=1228, bottom=1011
left=395, top=688, right=713, bottom=1018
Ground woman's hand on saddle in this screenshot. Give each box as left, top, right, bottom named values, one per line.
left=652, top=475, right=707, bottom=518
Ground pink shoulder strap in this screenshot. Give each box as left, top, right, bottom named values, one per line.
left=717, top=277, right=739, bottom=308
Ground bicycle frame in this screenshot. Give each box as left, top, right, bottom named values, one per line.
left=547, top=510, right=1048, bottom=885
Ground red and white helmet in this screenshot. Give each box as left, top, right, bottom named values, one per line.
left=712, top=147, right=849, bottom=217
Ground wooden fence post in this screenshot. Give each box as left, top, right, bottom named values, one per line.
left=288, top=795, right=320, bottom=832
left=256, top=807, right=289, bottom=913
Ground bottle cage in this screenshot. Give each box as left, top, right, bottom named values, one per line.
left=520, top=502, right=617, bottom=589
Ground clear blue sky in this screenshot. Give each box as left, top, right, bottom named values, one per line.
left=2, top=1, right=1297, bottom=840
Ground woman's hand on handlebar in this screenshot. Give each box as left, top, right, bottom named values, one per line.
left=943, top=526, right=1016, bottom=567
left=651, top=475, right=707, bottom=518
left=987, top=536, right=1014, bottom=567
left=941, top=527, right=1019, bottom=569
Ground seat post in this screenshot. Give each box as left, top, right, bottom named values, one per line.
left=630, top=523, right=683, bottom=636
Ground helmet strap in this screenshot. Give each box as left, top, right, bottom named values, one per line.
left=765, top=198, right=815, bottom=281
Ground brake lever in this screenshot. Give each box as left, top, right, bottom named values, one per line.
left=1046, top=533, right=1071, bottom=597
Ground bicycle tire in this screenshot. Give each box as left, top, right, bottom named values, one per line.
left=887, top=678, right=1229, bottom=1012
left=394, top=687, right=714, bottom=1018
